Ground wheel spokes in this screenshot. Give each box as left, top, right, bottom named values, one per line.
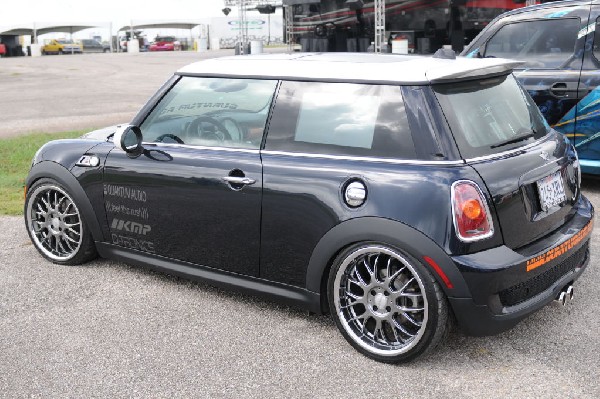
left=29, top=187, right=82, bottom=260
left=337, top=248, right=428, bottom=354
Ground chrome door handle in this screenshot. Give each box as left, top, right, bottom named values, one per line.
left=221, top=176, right=256, bottom=185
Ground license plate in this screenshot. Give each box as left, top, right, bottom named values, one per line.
left=537, top=171, right=567, bottom=211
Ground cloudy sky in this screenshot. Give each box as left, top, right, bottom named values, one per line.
left=5, top=0, right=232, bottom=26
left=1, top=1, right=280, bottom=40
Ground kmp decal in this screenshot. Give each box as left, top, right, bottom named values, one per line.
left=111, top=218, right=151, bottom=235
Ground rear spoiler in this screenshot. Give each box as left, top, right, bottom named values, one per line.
left=426, top=57, right=524, bottom=84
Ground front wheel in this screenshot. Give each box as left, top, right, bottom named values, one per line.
left=328, top=243, right=448, bottom=363
left=24, top=178, right=97, bottom=265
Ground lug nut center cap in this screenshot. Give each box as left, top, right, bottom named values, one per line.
left=374, top=293, right=387, bottom=310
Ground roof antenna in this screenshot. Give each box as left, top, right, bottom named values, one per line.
left=432, top=48, right=456, bottom=60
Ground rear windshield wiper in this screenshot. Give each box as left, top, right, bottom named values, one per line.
left=490, top=131, right=535, bottom=149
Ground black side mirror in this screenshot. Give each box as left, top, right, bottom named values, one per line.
left=114, top=125, right=143, bottom=156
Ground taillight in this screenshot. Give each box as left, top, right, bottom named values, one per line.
left=451, top=180, right=494, bottom=242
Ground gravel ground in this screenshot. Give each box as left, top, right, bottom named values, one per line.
left=1, top=51, right=600, bottom=398
left=1, top=180, right=600, bottom=398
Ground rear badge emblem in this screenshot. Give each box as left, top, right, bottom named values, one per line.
left=540, top=151, right=550, bottom=161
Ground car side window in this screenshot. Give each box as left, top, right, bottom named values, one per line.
left=484, top=18, right=580, bottom=69
left=593, top=16, right=600, bottom=63
left=265, top=81, right=416, bottom=159
left=140, top=76, right=278, bottom=149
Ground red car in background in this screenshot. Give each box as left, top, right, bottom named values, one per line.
left=149, top=36, right=180, bottom=51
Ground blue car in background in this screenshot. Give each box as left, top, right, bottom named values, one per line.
left=462, top=0, right=600, bottom=174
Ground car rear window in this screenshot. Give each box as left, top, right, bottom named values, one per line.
left=265, top=81, right=416, bottom=159
left=433, top=74, right=549, bottom=159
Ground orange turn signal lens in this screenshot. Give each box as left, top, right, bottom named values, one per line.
left=462, top=199, right=482, bottom=220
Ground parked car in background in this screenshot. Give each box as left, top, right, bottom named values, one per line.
left=149, top=36, right=180, bottom=51
left=462, top=0, right=600, bottom=174
left=23, top=53, right=593, bottom=363
left=0, top=43, right=6, bottom=57
left=41, top=39, right=82, bottom=55
left=80, top=39, right=110, bottom=53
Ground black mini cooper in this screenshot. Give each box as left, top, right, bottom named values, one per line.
left=24, top=53, right=593, bottom=363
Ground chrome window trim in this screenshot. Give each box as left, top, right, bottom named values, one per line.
left=260, top=150, right=464, bottom=166
left=141, top=141, right=261, bottom=154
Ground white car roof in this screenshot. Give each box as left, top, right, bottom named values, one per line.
left=177, top=53, right=522, bottom=84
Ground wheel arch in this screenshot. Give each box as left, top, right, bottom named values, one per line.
left=25, top=161, right=104, bottom=242
left=305, top=217, right=471, bottom=313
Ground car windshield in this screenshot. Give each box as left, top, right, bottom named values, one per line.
left=433, top=74, right=549, bottom=159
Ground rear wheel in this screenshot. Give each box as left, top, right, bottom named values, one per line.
left=24, top=178, right=97, bottom=265
left=328, top=243, right=448, bottom=363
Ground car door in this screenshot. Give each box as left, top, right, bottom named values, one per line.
left=468, top=3, right=592, bottom=146
left=572, top=6, right=600, bottom=171
left=103, top=76, right=278, bottom=277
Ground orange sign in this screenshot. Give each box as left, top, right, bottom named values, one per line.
left=526, top=220, right=593, bottom=272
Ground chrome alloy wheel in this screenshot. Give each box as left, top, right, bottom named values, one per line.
left=334, top=246, right=428, bottom=357
left=26, top=184, right=83, bottom=261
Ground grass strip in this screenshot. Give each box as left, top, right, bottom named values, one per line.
left=0, top=131, right=86, bottom=215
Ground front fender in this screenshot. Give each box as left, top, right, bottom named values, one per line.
left=25, top=161, right=103, bottom=242
left=305, top=217, right=472, bottom=303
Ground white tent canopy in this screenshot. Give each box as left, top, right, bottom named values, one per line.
left=0, top=23, right=106, bottom=44
left=117, top=21, right=204, bottom=32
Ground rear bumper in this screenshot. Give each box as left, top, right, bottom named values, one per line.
left=448, top=194, right=593, bottom=336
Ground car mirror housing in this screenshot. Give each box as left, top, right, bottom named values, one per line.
left=114, top=125, right=143, bottom=155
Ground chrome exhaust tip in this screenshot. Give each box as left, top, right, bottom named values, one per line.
left=555, top=291, right=567, bottom=306
left=566, top=285, right=574, bottom=301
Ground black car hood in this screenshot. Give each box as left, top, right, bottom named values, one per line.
left=81, top=125, right=122, bottom=141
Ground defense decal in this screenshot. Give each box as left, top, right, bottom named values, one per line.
left=103, top=184, right=147, bottom=202
left=526, top=220, right=593, bottom=272
left=111, top=218, right=151, bottom=235
left=111, top=234, right=155, bottom=253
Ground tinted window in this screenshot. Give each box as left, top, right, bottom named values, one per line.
left=434, top=74, right=549, bottom=159
left=593, top=16, right=600, bottom=64
left=266, top=81, right=416, bottom=159
left=484, top=19, right=579, bottom=68
left=140, top=77, right=277, bottom=149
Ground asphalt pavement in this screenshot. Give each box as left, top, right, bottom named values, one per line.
left=1, top=51, right=600, bottom=398
left=0, top=50, right=238, bottom=138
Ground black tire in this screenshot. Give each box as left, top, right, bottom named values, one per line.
left=328, top=242, right=448, bottom=363
left=58, top=49, right=64, bottom=55
left=24, top=178, right=98, bottom=265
